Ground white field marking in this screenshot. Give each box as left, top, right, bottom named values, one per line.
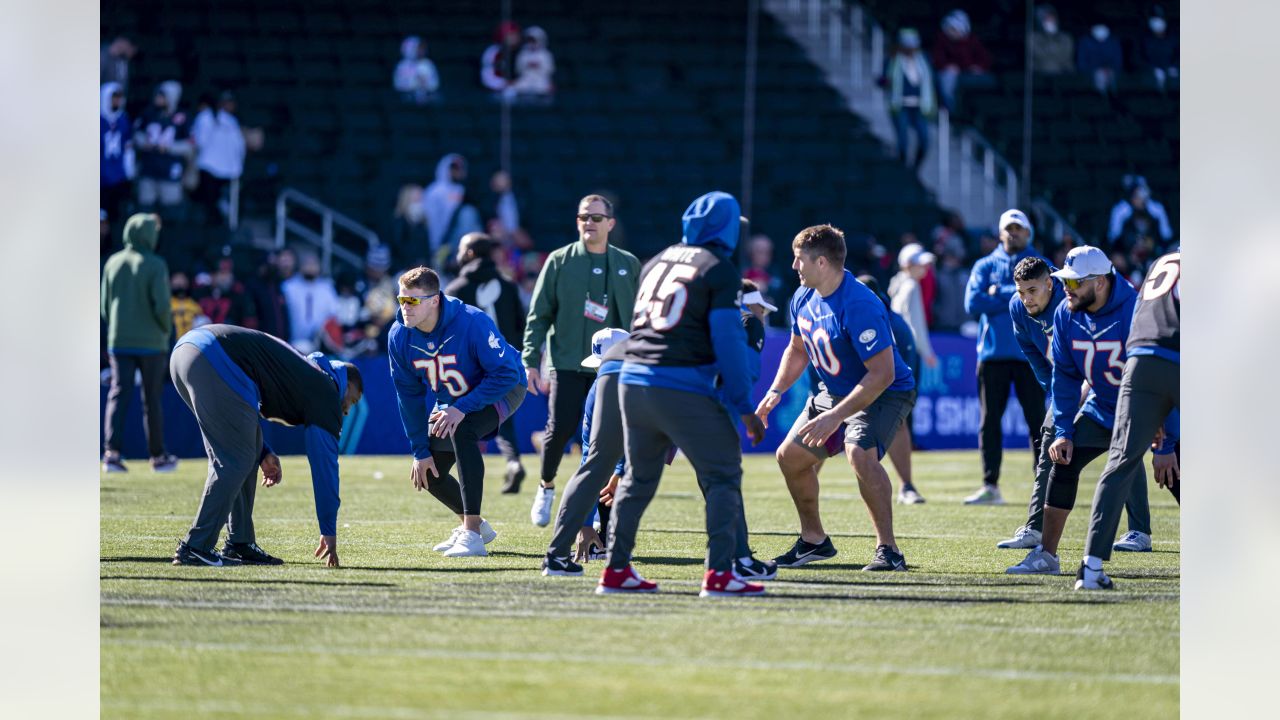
left=100, top=698, right=670, bottom=720
left=104, top=637, right=1179, bottom=686
left=101, top=596, right=1179, bottom=638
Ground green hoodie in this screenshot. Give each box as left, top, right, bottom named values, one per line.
left=101, top=213, right=172, bottom=353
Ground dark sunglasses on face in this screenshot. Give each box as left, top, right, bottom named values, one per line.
left=1062, top=275, right=1099, bottom=290
left=576, top=213, right=611, bottom=223
left=397, top=292, right=438, bottom=306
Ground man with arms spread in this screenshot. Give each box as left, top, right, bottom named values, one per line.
left=170, top=324, right=363, bottom=567
left=389, top=267, right=527, bottom=558
left=756, top=225, right=917, bottom=572
left=602, top=191, right=766, bottom=598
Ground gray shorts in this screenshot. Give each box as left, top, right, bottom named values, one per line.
left=786, top=387, right=917, bottom=460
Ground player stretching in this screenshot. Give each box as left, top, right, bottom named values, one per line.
left=601, top=191, right=766, bottom=598
left=388, top=267, right=527, bottom=558
left=756, top=225, right=917, bottom=571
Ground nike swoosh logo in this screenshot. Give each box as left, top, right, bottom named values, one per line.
left=1090, top=321, right=1119, bottom=340
left=794, top=547, right=826, bottom=561
left=864, top=343, right=875, bottom=352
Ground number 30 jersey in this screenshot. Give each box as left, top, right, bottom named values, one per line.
left=1049, top=274, right=1139, bottom=440
left=789, top=270, right=915, bottom=397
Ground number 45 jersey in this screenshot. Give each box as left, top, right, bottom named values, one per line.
left=789, top=270, right=915, bottom=397
left=1049, top=274, right=1139, bottom=440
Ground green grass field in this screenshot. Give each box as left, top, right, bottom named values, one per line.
left=101, top=450, right=1179, bottom=719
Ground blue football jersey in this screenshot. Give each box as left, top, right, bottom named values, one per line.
left=1050, top=276, right=1138, bottom=438
left=789, top=271, right=914, bottom=396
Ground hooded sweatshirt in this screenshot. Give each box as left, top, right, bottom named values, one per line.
left=964, top=243, right=1045, bottom=362
left=101, top=213, right=171, bottom=353
left=422, top=154, right=468, bottom=255
left=100, top=82, right=132, bottom=186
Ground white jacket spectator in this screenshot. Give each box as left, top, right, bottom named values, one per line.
left=513, top=26, right=555, bottom=95
left=888, top=243, right=939, bottom=368
left=281, top=253, right=340, bottom=354
left=394, top=36, right=440, bottom=104
left=191, top=97, right=245, bottom=180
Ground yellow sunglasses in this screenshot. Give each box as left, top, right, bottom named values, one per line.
left=397, top=293, right=438, bottom=306
left=1061, top=275, right=1100, bottom=290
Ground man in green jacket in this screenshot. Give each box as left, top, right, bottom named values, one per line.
left=522, top=194, right=640, bottom=526
left=101, top=213, right=178, bottom=473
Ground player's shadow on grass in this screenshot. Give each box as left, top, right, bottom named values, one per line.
left=338, top=565, right=518, bottom=574
left=101, top=556, right=181, bottom=564
left=101, top=574, right=397, bottom=588
left=638, top=555, right=707, bottom=567
left=768, top=591, right=1125, bottom=605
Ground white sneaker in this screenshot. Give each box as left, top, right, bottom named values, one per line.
left=433, top=526, right=465, bottom=552
left=996, top=526, right=1043, bottom=549
left=1112, top=530, right=1152, bottom=552
left=1006, top=545, right=1061, bottom=575
left=442, top=529, right=488, bottom=557
left=478, top=519, right=498, bottom=545
left=964, top=484, right=1005, bottom=505
left=531, top=485, right=554, bottom=527
left=897, top=488, right=926, bottom=504
left=1074, top=562, right=1115, bottom=590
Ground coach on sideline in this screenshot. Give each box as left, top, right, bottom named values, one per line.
left=521, top=194, right=640, bottom=527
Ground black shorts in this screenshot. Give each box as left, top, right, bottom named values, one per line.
left=786, top=387, right=917, bottom=460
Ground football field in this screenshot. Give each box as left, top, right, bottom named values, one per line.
left=101, top=451, right=1179, bottom=719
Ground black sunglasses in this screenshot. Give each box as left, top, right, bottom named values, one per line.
left=576, top=213, right=611, bottom=223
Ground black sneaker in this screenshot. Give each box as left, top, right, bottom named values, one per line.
left=221, top=541, right=284, bottom=565
left=772, top=536, right=838, bottom=568
left=862, top=544, right=907, bottom=572
left=173, top=541, right=241, bottom=567
left=541, top=553, right=584, bottom=577
left=102, top=455, right=128, bottom=473
left=502, top=462, right=526, bottom=494
left=733, top=554, right=778, bottom=581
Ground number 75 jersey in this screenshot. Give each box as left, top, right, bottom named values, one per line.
left=789, top=270, right=915, bottom=397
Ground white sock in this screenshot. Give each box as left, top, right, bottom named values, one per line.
left=1084, top=555, right=1104, bottom=571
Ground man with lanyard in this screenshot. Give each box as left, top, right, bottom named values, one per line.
left=522, top=194, right=640, bottom=528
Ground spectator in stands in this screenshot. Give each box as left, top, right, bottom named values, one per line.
left=394, top=36, right=441, bottom=105
left=390, top=184, right=430, bottom=268
left=889, top=243, right=940, bottom=370
left=1031, top=5, right=1074, bottom=76
left=100, top=36, right=136, bottom=92
left=422, top=153, right=483, bottom=272
left=931, top=238, right=971, bottom=332
left=282, top=252, right=340, bottom=354
left=884, top=28, right=936, bottom=172
left=101, top=82, right=134, bottom=226
left=169, top=271, right=207, bottom=344
left=1137, top=10, right=1179, bottom=90
left=134, top=81, right=192, bottom=214
left=101, top=213, right=178, bottom=474
left=191, top=90, right=246, bottom=226
left=358, top=245, right=399, bottom=349
left=930, top=10, right=993, bottom=113
left=481, top=21, right=524, bottom=99
left=743, top=234, right=787, bottom=314
left=1077, top=22, right=1123, bottom=96
left=488, top=170, right=520, bottom=238
left=1108, top=174, right=1174, bottom=251
left=246, top=248, right=294, bottom=342
left=513, top=26, right=556, bottom=100
left=322, top=272, right=374, bottom=359
left=194, top=256, right=259, bottom=329
left=100, top=208, right=112, bottom=259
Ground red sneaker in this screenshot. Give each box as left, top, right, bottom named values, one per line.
left=595, top=565, right=659, bottom=594
left=700, top=569, right=765, bottom=598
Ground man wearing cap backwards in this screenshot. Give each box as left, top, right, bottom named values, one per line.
left=169, top=324, right=364, bottom=567
left=601, top=191, right=766, bottom=598
left=389, top=266, right=527, bottom=558
left=962, top=209, right=1048, bottom=506
left=522, top=194, right=641, bottom=528
left=1005, top=247, right=1176, bottom=582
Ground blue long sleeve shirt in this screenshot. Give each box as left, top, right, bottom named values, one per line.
left=965, top=245, right=1045, bottom=362
left=1009, top=280, right=1068, bottom=395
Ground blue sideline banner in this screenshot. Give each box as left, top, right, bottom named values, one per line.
left=99, top=332, right=1031, bottom=459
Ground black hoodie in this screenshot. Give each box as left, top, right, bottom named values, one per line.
left=444, top=258, right=525, bottom=345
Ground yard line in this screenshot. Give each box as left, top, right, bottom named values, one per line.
left=104, top=637, right=1179, bottom=686
left=101, top=698, right=672, bottom=720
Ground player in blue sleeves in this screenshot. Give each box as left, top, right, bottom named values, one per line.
left=1006, top=247, right=1176, bottom=579
left=756, top=225, right=917, bottom=572
left=388, top=266, right=527, bottom=558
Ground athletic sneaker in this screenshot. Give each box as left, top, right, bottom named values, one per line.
left=172, top=541, right=241, bottom=567
left=150, top=453, right=180, bottom=473
left=700, top=569, right=765, bottom=598
left=772, top=536, right=838, bottom=568
left=963, top=484, right=1005, bottom=505
left=897, top=487, right=926, bottom=504
left=442, top=529, right=488, bottom=557
left=433, top=520, right=498, bottom=552
left=102, top=454, right=128, bottom=473
left=732, top=555, right=778, bottom=581
left=862, top=544, right=907, bottom=571
left=587, top=544, right=608, bottom=561
left=541, top=553, right=584, bottom=577
left=1006, top=545, right=1061, bottom=575
left=1074, top=562, right=1115, bottom=590
left=502, top=461, right=526, bottom=494
left=221, top=541, right=284, bottom=565
left=595, top=565, right=658, bottom=594
left=1112, top=530, right=1152, bottom=552
left=531, top=485, right=555, bottom=527
left=996, top=525, right=1043, bottom=549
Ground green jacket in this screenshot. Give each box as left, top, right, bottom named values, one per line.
left=522, top=240, right=641, bottom=371
left=101, top=214, right=172, bottom=353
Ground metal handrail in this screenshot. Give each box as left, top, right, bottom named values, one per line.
left=274, top=188, right=382, bottom=275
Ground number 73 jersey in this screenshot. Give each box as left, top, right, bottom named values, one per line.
left=789, top=270, right=915, bottom=397
left=1049, top=274, right=1139, bottom=436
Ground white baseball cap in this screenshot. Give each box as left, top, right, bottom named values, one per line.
left=740, top=289, right=778, bottom=313
left=1051, top=246, right=1113, bottom=281
left=581, top=328, right=630, bottom=368
left=999, top=209, right=1032, bottom=231
left=897, top=242, right=936, bottom=268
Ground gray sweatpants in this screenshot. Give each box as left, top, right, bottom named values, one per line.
left=548, top=372, right=626, bottom=558
left=170, top=343, right=263, bottom=553
left=607, top=384, right=745, bottom=573
left=1085, top=355, right=1179, bottom=560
